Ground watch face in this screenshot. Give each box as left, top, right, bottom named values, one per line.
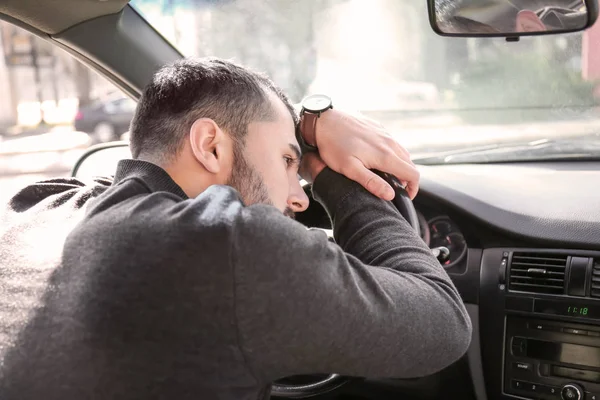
left=302, top=94, right=332, bottom=113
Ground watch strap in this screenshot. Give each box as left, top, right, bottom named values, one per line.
left=300, top=111, right=319, bottom=147
left=296, top=122, right=318, bottom=153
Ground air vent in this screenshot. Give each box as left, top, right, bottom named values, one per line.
left=509, top=252, right=568, bottom=295
left=591, top=260, right=600, bottom=298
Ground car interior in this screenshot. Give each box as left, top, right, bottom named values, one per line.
left=3, top=0, right=600, bottom=399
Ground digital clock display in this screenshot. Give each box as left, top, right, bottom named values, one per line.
left=534, top=299, right=600, bottom=319
left=567, top=306, right=589, bottom=316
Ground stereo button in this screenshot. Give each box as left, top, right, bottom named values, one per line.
left=512, top=380, right=526, bottom=390
left=586, top=393, right=599, bottom=400
left=525, top=382, right=540, bottom=392
left=528, top=323, right=560, bottom=332
left=540, top=385, right=560, bottom=397
left=563, top=328, right=588, bottom=335
left=513, top=362, right=532, bottom=372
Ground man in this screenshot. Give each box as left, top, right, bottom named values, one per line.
left=0, top=58, right=471, bottom=399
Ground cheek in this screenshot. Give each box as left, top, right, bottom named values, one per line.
left=271, top=166, right=293, bottom=203
left=255, top=156, right=289, bottom=203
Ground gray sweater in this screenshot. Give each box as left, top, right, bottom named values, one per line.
left=0, top=159, right=471, bottom=400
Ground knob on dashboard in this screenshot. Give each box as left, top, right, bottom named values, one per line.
left=561, top=383, right=584, bottom=400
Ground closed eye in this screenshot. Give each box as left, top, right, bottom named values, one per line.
left=284, top=156, right=300, bottom=169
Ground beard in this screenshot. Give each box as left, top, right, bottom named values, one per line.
left=227, top=142, right=295, bottom=219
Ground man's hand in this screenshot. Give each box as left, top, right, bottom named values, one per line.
left=302, top=108, right=419, bottom=200
left=299, top=153, right=327, bottom=184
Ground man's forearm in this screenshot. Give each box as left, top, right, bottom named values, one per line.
left=234, top=168, right=471, bottom=381
left=312, top=167, right=451, bottom=280
left=312, top=167, right=472, bottom=371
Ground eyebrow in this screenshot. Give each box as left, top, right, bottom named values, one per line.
left=289, top=143, right=302, bottom=161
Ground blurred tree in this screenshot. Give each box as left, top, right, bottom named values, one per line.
left=133, top=0, right=351, bottom=101
left=194, top=0, right=322, bottom=101
left=134, top=0, right=355, bottom=100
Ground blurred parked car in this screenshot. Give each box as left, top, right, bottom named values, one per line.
left=74, top=96, right=136, bottom=142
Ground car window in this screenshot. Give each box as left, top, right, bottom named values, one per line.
left=117, top=98, right=137, bottom=113
left=102, top=97, right=137, bottom=112
left=0, top=22, right=134, bottom=205
left=73, top=145, right=131, bottom=179
left=132, top=0, right=600, bottom=163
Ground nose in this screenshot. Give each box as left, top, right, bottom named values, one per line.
left=288, top=180, right=310, bottom=213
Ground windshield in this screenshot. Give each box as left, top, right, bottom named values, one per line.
left=131, top=0, right=600, bottom=161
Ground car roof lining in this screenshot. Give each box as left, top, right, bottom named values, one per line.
left=51, top=6, right=181, bottom=98
left=0, top=0, right=130, bottom=35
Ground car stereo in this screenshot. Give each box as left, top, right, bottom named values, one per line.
left=504, top=311, right=600, bottom=400
left=477, top=249, right=600, bottom=400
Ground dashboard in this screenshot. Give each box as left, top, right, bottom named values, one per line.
left=416, top=208, right=468, bottom=269
left=297, top=160, right=600, bottom=400
left=418, top=161, right=600, bottom=400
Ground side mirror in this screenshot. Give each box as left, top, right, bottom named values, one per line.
left=428, top=0, right=599, bottom=39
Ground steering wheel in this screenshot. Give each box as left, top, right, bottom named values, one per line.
left=271, top=170, right=420, bottom=398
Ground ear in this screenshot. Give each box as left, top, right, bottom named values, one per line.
left=189, top=118, right=225, bottom=174
left=516, top=10, right=547, bottom=32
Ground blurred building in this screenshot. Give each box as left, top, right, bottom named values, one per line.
left=0, top=21, right=116, bottom=131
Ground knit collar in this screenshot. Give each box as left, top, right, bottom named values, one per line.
left=113, top=159, right=188, bottom=199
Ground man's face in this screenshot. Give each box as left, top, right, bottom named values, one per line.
left=226, top=93, right=309, bottom=217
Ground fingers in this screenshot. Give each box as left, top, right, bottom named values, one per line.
left=372, top=153, right=420, bottom=200
left=342, top=158, right=395, bottom=200
left=375, top=133, right=419, bottom=198
left=406, top=179, right=420, bottom=200
left=316, top=109, right=420, bottom=199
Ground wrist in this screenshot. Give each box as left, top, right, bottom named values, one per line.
left=299, top=153, right=327, bottom=183
left=312, top=108, right=339, bottom=145
left=299, top=94, right=333, bottom=148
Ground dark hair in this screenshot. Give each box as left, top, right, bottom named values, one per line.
left=129, top=57, right=298, bottom=161
left=444, top=16, right=501, bottom=33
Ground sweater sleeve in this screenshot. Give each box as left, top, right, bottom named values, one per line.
left=231, top=168, right=472, bottom=382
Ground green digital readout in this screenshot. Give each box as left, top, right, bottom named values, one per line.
left=534, top=299, right=600, bottom=319
left=567, top=306, right=589, bottom=316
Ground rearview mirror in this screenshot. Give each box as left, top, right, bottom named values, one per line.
left=428, top=0, right=599, bottom=38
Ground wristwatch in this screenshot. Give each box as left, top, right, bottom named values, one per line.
left=297, top=94, right=333, bottom=152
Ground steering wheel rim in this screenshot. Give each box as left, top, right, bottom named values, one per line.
left=271, top=374, right=350, bottom=398
left=271, top=171, right=420, bottom=399
left=374, top=170, right=421, bottom=237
